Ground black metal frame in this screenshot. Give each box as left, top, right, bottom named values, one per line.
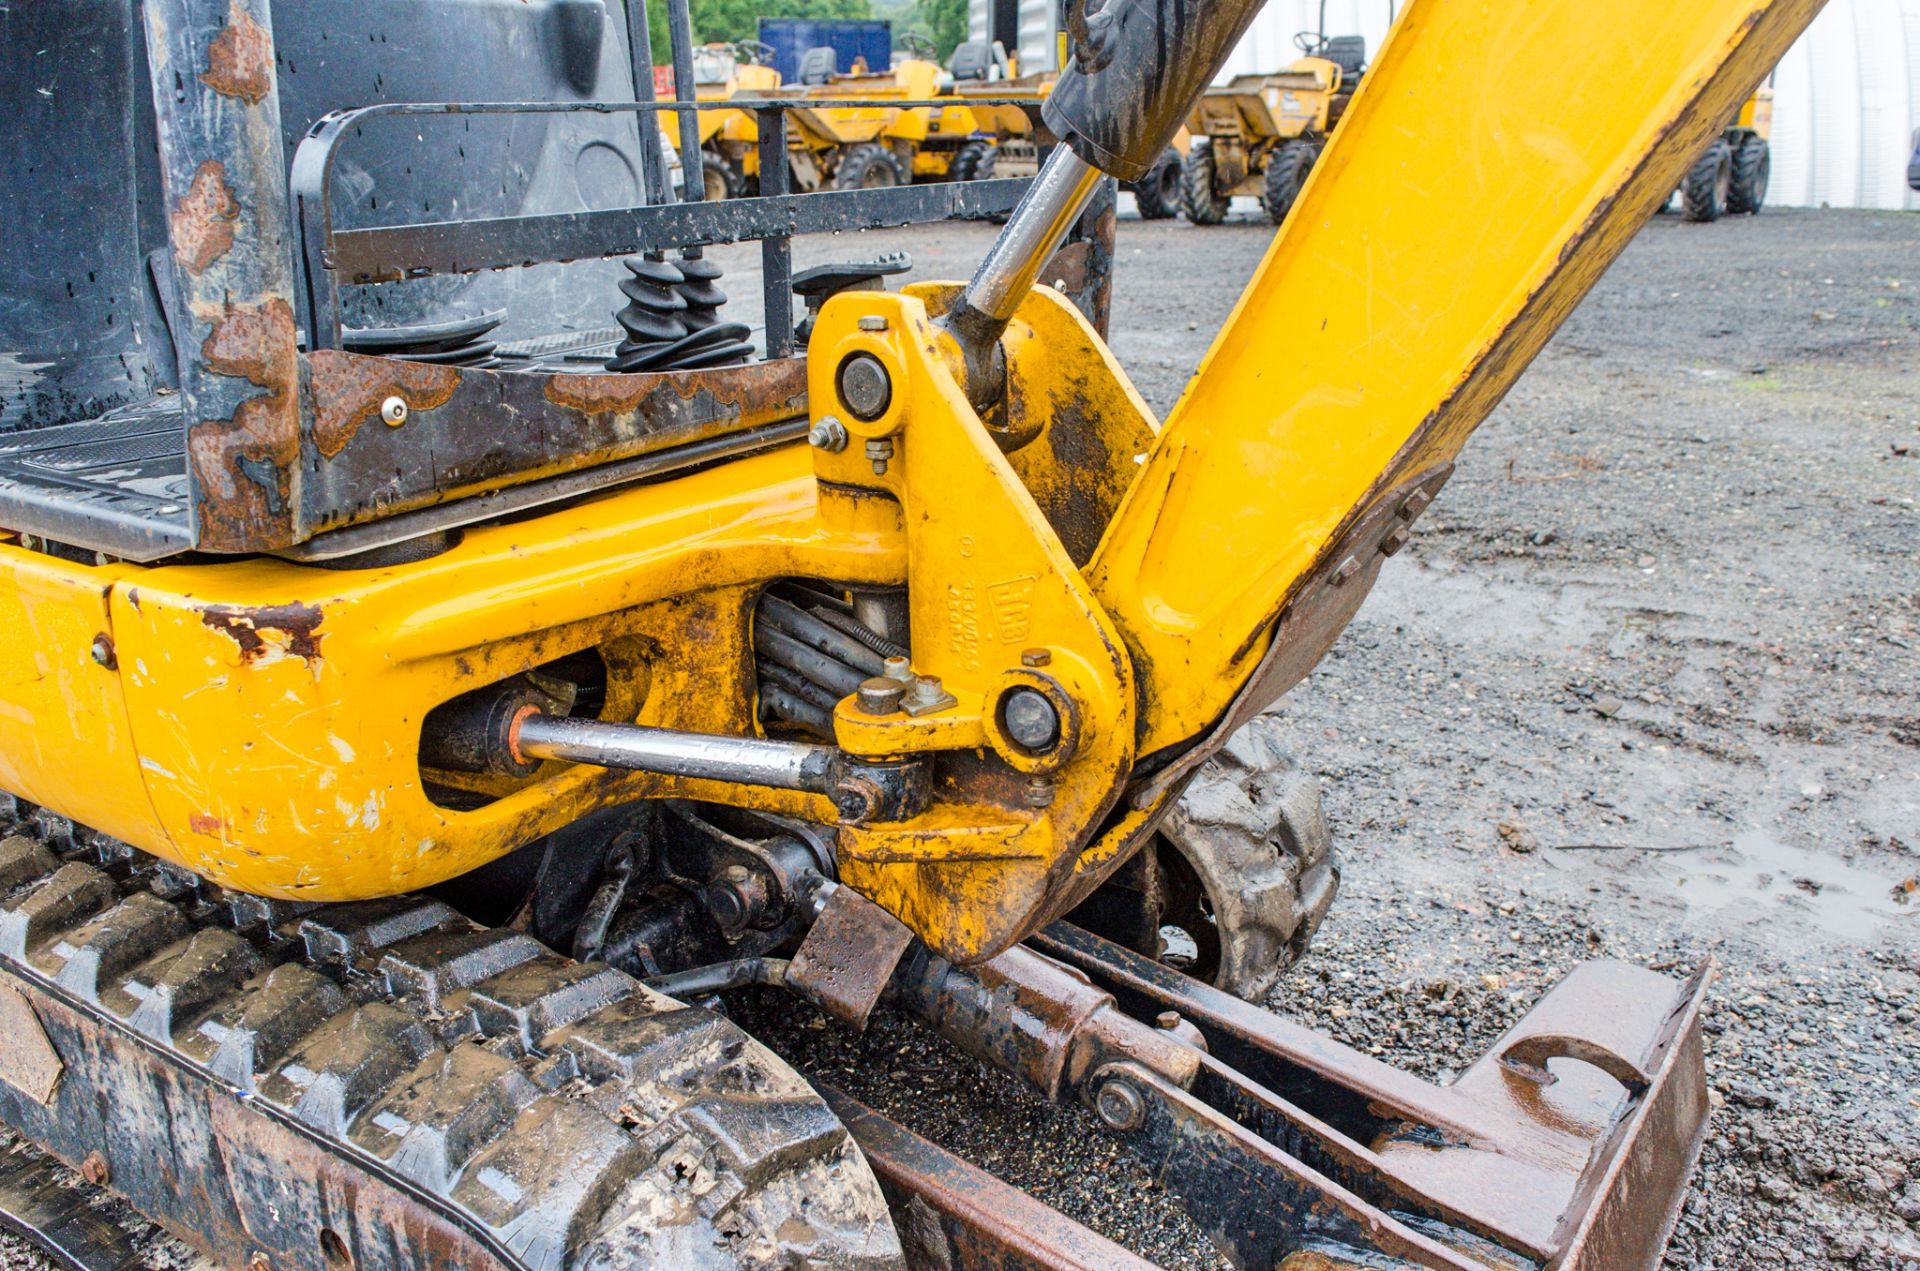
left=292, top=97, right=1046, bottom=362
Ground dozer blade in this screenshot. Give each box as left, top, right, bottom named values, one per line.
left=1029, top=924, right=1712, bottom=1270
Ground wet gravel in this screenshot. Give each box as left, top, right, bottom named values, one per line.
left=4, top=206, right=1915, bottom=1268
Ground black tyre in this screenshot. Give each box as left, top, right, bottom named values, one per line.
left=1181, top=143, right=1230, bottom=225
left=1129, top=147, right=1184, bottom=220
left=1681, top=139, right=1732, bottom=222
left=699, top=151, right=735, bottom=202
left=833, top=143, right=904, bottom=191
left=1262, top=139, right=1318, bottom=224
left=947, top=138, right=997, bottom=183
left=1065, top=717, right=1339, bottom=1003
left=1727, top=132, right=1770, bottom=215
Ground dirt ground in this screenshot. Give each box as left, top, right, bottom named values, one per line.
left=4, top=205, right=1915, bottom=1268
left=739, top=201, right=1920, bottom=1269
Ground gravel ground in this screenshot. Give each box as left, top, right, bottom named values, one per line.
left=4, top=205, right=1915, bottom=1267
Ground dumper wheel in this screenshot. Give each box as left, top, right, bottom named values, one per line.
left=700, top=152, right=735, bottom=202
left=834, top=143, right=904, bottom=190
left=1129, top=147, right=1184, bottom=220
left=1681, top=139, right=1732, bottom=222
left=1181, top=143, right=1230, bottom=225
left=0, top=812, right=905, bottom=1271
left=948, top=138, right=997, bottom=182
left=1154, top=717, right=1339, bottom=1002
left=1727, top=132, right=1770, bottom=214
left=1262, top=140, right=1318, bottom=225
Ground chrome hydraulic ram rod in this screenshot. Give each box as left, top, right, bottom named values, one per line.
left=944, top=0, right=1270, bottom=402
left=513, top=714, right=837, bottom=793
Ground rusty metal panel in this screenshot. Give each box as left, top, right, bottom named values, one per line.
left=823, top=1086, right=1159, bottom=1271
left=299, top=354, right=810, bottom=537
left=0, top=980, right=62, bottom=1106
left=142, top=0, right=304, bottom=553
left=786, top=884, right=915, bottom=1029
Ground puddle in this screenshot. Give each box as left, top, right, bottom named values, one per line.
left=1630, top=832, right=1917, bottom=942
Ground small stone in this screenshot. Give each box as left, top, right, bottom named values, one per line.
left=1727, top=1082, right=1779, bottom=1109
left=1498, top=822, right=1536, bottom=853
left=1756, top=1176, right=1793, bottom=1204
left=1592, top=696, right=1625, bottom=718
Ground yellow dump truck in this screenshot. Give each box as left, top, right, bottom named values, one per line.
left=658, top=42, right=785, bottom=200
left=1181, top=32, right=1366, bottom=224
left=786, top=56, right=980, bottom=189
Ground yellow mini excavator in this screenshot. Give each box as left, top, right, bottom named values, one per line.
left=0, top=0, right=1823, bottom=1267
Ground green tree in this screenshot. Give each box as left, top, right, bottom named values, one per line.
left=921, top=0, right=969, bottom=60
left=640, top=0, right=878, bottom=65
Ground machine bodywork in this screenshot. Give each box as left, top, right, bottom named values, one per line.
left=0, top=0, right=1827, bottom=1264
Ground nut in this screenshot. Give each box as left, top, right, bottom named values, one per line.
left=1380, top=526, right=1412, bottom=557
left=808, top=415, right=850, bottom=452
left=882, top=656, right=913, bottom=683
left=865, top=437, right=895, bottom=476
left=857, top=315, right=889, bottom=332
left=88, top=633, right=116, bottom=670
left=1025, top=775, right=1055, bottom=808
left=1020, top=647, right=1052, bottom=668
left=379, top=396, right=409, bottom=427
left=1093, top=1076, right=1145, bottom=1132
left=1329, top=555, right=1363, bottom=587
left=80, top=1151, right=110, bottom=1186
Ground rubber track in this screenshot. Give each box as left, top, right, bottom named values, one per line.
left=0, top=807, right=902, bottom=1271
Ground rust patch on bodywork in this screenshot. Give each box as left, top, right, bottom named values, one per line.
left=200, top=601, right=324, bottom=663
left=307, top=351, right=462, bottom=457
left=543, top=357, right=808, bottom=420
left=187, top=299, right=302, bottom=552
left=169, top=161, right=240, bottom=275
left=199, top=0, right=274, bottom=104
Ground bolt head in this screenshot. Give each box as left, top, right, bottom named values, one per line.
left=1001, top=688, right=1061, bottom=751
left=808, top=415, right=849, bottom=452
left=857, top=315, right=888, bottom=332
left=80, top=1151, right=110, bottom=1186
left=1020, top=647, right=1051, bottom=668
left=1093, top=1077, right=1146, bottom=1131
left=857, top=677, right=906, bottom=715
left=1025, top=775, right=1055, bottom=808
left=1380, top=526, right=1412, bottom=557
left=379, top=396, right=409, bottom=427
left=88, top=634, right=116, bottom=669
left=839, top=353, right=893, bottom=421
left=883, top=656, right=913, bottom=683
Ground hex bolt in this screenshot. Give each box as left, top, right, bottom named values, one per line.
left=1329, top=555, right=1362, bottom=587
left=1020, top=647, right=1052, bottom=668
left=1380, top=526, right=1412, bottom=557
left=1397, top=488, right=1432, bottom=521
left=88, top=633, right=116, bottom=670
left=80, top=1151, right=110, bottom=1186
left=857, top=315, right=889, bottom=332
left=379, top=396, right=409, bottom=427
left=1093, top=1076, right=1146, bottom=1132
left=808, top=415, right=850, bottom=453
left=705, top=865, right=769, bottom=933
left=882, top=656, right=913, bottom=683
left=1025, top=775, right=1055, bottom=809
left=1155, top=1010, right=1183, bottom=1031
left=865, top=437, right=895, bottom=476
left=1001, top=688, right=1061, bottom=751
left=857, top=677, right=906, bottom=715
left=840, top=353, right=894, bottom=421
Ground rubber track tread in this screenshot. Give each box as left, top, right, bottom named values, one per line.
left=0, top=826, right=901, bottom=1271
